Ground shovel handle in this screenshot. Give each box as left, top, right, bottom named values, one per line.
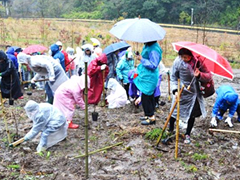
left=9, top=138, right=25, bottom=147
left=22, top=79, right=49, bottom=85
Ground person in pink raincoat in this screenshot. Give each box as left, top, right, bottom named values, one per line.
left=53, top=75, right=90, bottom=129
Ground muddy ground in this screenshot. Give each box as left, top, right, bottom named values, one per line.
left=1, top=70, right=240, bottom=180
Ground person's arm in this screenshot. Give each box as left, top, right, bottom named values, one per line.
left=116, top=60, right=124, bottom=81
left=0, top=61, right=14, bottom=77
left=88, top=61, right=101, bottom=77
left=141, top=51, right=161, bottom=70
left=196, top=59, right=212, bottom=82
left=211, top=97, right=223, bottom=117
left=228, top=101, right=239, bottom=118
left=170, top=58, right=180, bottom=95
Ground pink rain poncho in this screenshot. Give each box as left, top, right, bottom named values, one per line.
left=53, top=75, right=90, bottom=120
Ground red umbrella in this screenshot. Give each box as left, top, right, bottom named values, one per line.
left=172, top=41, right=234, bottom=80
left=22, top=44, right=48, bottom=55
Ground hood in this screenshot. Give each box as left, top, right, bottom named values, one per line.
left=6, top=47, right=15, bottom=55
left=24, top=100, right=40, bottom=120
left=0, top=50, right=8, bottom=62
left=17, top=52, right=31, bottom=64
left=50, top=44, right=60, bottom=56
left=223, top=93, right=238, bottom=104
left=107, top=78, right=119, bottom=91
left=96, top=53, right=107, bottom=64
left=71, top=75, right=90, bottom=90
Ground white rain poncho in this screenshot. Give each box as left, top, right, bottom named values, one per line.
left=17, top=53, right=68, bottom=93
left=24, top=100, right=67, bottom=152
left=170, top=56, right=212, bottom=122
left=106, top=78, right=128, bottom=108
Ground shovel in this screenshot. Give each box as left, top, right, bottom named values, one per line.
left=9, top=75, right=14, bottom=105
left=9, top=138, right=25, bottom=147
left=92, top=105, right=98, bottom=121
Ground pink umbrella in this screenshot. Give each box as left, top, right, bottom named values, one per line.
left=23, top=44, right=48, bottom=55
left=172, top=41, right=234, bottom=80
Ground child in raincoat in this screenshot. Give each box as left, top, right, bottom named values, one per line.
left=53, top=75, right=89, bottom=129
left=88, top=53, right=109, bottom=105
left=24, top=100, right=68, bottom=152
left=106, top=78, right=128, bottom=109
left=210, top=85, right=240, bottom=128
left=116, top=51, right=134, bottom=99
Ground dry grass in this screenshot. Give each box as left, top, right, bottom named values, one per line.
left=1, top=18, right=239, bottom=66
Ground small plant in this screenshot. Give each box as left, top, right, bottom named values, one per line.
left=7, top=164, right=20, bottom=169
left=194, top=142, right=200, bottom=148
left=192, top=153, right=208, bottom=161
left=145, top=128, right=167, bottom=141
left=180, top=160, right=198, bottom=173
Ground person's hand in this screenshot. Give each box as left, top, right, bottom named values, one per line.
left=101, top=64, right=107, bottom=70
left=210, top=117, right=217, bottom=127
left=49, top=77, right=55, bottom=82
left=194, top=68, right=200, bottom=78
left=225, top=117, right=233, bottom=127
left=174, top=92, right=178, bottom=100
left=135, top=97, right=141, bottom=105
left=30, top=78, right=35, bottom=84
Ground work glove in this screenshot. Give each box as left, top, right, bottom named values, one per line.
left=101, top=64, right=106, bottom=70
left=224, top=117, right=233, bottom=128
left=30, top=78, right=35, bottom=84
left=210, top=117, right=217, bottom=127
left=49, top=77, right=55, bottom=82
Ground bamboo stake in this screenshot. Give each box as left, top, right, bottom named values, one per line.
left=209, top=129, right=240, bottom=134
left=100, top=69, right=106, bottom=107
left=84, top=61, right=89, bottom=179
left=0, top=92, right=11, bottom=144
left=9, top=138, right=24, bottom=147
left=72, top=142, right=123, bottom=159
left=155, top=85, right=185, bottom=147
left=167, top=70, right=171, bottom=101
left=175, top=79, right=180, bottom=159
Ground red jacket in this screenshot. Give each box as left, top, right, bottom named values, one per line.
left=88, top=53, right=109, bottom=105
left=62, top=50, right=70, bottom=72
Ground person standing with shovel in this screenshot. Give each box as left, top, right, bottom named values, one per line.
left=168, top=48, right=212, bottom=144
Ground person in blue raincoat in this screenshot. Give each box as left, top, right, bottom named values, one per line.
left=116, top=51, right=134, bottom=99
left=6, top=47, right=18, bottom=71
left=50, top=44, right=65, bottom=71
left=134, top=41, right=162, bottom=125
left=210, top=85, right=240, bottom=128
left=24, top=100, right=68, bottom=152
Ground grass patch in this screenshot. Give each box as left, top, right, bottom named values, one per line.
left=180, top=160, right=198, bottom=173
left=191, top=153, right=208, bottom=161
left=145, top=128, right=167, bottom=141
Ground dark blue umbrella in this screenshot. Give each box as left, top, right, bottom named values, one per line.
left=11, top=46, right=22, bottom=53
left=103, top=41, right=130, bottom=55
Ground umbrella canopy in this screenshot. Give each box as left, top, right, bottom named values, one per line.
left=22, top=44, right=48, bottom=55
left=172, top=41, right=234, bottom=80
left=11, top=46, right=22, bottom=53
left=90, top=38, right=101, bottom=46
left=103, top=41, right=130, bottom=55
left=109, top=18, right=166, bottom=43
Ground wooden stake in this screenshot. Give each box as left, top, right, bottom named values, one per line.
left=9, top=138, right=24, bottom=147
left=72, top=142, right=123, bottom=159
left=100, top=69, right=106, bottom=107
left=175, top=79, right=180, bottom=159
left=209, top=128, right=240, bottom=134
left=167, top=70, right=171, bottom=101
left=84, top=61, right=89, bottom=179
left=155, top=85, right=185, bottom=147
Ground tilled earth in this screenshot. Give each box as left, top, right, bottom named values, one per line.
left=1, top=70, right=240, bottom=180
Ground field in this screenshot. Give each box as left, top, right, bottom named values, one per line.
left=0, top=18, right=239, bottom=66
left=0, top=18, right=240, bottom=180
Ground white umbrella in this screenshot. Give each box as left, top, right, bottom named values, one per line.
left=109, top=18, right=166, bottom=43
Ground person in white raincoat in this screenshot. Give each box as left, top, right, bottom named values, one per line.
left=169, top=48, right=212, bottom=144
left=17, top=52, right=69, bottom=93
left=24, top=100, right=68, bottom=152
left=106, top=78, right=128, bottom=108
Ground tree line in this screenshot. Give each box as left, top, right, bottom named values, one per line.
left=2, top=0, right=240, bottom=29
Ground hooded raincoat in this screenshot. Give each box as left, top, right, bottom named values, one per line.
left=50, top=44, right=65, bottom=71
left=212, top=85, right=240, bottom=118
left=0, top=51, right=22, bottom=99
left=53, top=75, right=90, bottom=120
left=106, top=78, right=127, bottom=109
left=133, top=42, right=162, bottom=95
left=24, top=100, right=67, bottom=152
left=17, top=53, right=68, bottom=93
left=6, top=47, right=18, bottom=70
left=106, top=53, right=119, bottom=86
left=88, top=54, right=109, bottom=104
left=170, top=56, right=212, bottom=122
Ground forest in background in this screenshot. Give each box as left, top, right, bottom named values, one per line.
left=0, top=0, right=239, bottom=29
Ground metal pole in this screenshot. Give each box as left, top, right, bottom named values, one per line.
left=84, top=62, right=89, bottom=178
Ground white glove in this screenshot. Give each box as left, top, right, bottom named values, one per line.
left=210, top=117, right=217, bottom=127
left=31, top=79, right=35, bottom=84
left=101, top=64, right=107, bottom=70
left=49, top=77, right=55, bottom=82
left=225, top=117, right=233, bottom=128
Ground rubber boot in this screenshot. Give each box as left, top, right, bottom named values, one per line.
left=68, top=120, right=79, bottom=129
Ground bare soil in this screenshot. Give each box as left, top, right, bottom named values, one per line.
left=1, top=70, right=240, bottom=180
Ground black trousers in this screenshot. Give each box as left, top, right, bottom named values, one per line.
left=124, top=83, right=130, bottom=99
left=219, top=104, right=240, bottom=118
left=142, top=93, right=155, bottom=117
